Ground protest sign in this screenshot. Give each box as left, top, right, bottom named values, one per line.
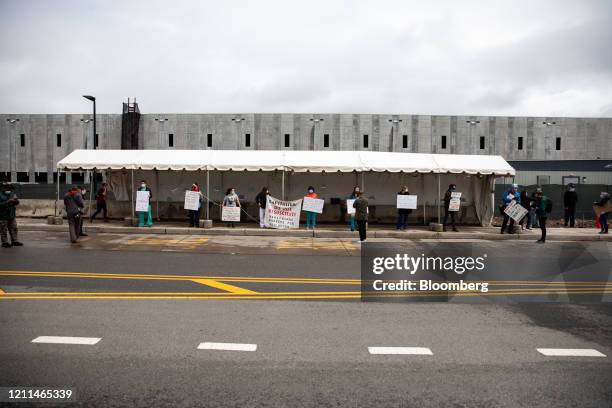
left=347, top=199, right=356, bottom=214
left=221, top=206, right=241, bottom=222
left=396, top=194, right=418, bottom=209
left=504, top=200, right=528, bottom=222
left=135, top=190, right=150, bottom=212
left=184, top=190, right=200, bottom=211
left=264, top=195, right=302, bottom=229
left=302, top=196, right=325, bottom=214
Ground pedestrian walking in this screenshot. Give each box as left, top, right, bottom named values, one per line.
left=223, top=187, right=240, bottom=228
left=352, top=191, right=368, bottom=243
left=534, top=189, right=552, bottom=243
left=594, top=192, right=610, bottom=234
left=347, top=186, right=360, bottom=232
left=64, top=186, right=84, bottom=243
left=0, top=183, right=23, bottom=248
left=304, top=186, right=318, bottom=230
left=255, top=187, right=269, bottom=228
left=443, top=184, right=459, bottom=232
left=90, top=182, right=109, bottom=223
left=563, top=184, right=578, bottom=227
left=500, top=183, right=520, bottom=234
left=396, top=185, right=411, bottom=230
left=137, top=180, right=153, bottom=228
left=188, top=182, right=203, bottom=227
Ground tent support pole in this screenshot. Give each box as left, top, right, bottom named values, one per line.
left=437, top=173, right=441, bottom=224
left=282, top=169, right=285, bottom=200
left=55, top=168, right=60, bottom=217
left=206, top=169, right=210, bottom=220
left=155, top=169, right=160, bottom=221
left=131, top=169, right=135, bottom=221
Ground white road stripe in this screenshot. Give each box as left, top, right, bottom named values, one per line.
left=537, top=348, right=606, bottom=357
left=197, top=342, right=257, bottom=352
left=368, top=347, right=433, bottom=355
left=31, top=336, right=101, bottom=345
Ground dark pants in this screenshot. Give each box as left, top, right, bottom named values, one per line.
left=443, top=210, right=456, bottom=230
left=564, top=207, right=576, bottom=227
left=539, top=217, right=547, bottom=242
left=189, top=209, right=201, bottom=227
left=600, top=213, right=608, bottom=233
left=0, top=218, right=18, bottom=244
left=356, top=220, right=367, bottom=241
left=396, top=212, right=408, bottom=230
left=501, top=213, right=515, bottom=233
left=68, top=214, right=80, bottom=243
left=91, top=202, right=107, bottom=220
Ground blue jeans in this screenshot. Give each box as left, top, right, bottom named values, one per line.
left=349, top=215, right=356, bottom=231
left=305, top=211, right=317, bottom=228
left=600, top=213, right=608, bottom=232
left=138, top=205, right=153, bottom=227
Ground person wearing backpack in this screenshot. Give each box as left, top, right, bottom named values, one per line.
left=534, top=189, right=552, bottom=243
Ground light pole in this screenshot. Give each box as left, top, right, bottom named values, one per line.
left=232, top=117, right=246, bottom=149
left=6, top=118, right=19, bottom=182
left=388, top=119, right=402, bottom=152
left=309, top=118, right=324, bottom=150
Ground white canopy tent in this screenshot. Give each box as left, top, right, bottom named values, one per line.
left=57, top=149, right=515, bottom=225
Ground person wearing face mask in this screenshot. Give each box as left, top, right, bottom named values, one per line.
left=594, top=192, right=610, bottom=234
left=64, top=186, right=85, bottom=243
left=347, top=186, right=360, bottom=232
left=500, top=183, right=521, bottom=234
left=137, top=180, right=153, bottom=228
left=188, top=182, right=204, bottom=228
left=255, top=186, right=270, bottom=228
left=563, top=184, right=578, bottom=227
left=443, top=184, right=459, bottom=232
left=223, top=187, right=240, bottom=228
left=0, top=183, right=23, bottom=248
left=305, top=186, right=318, bottom=230
left=396, top=185, right=411, bottom=231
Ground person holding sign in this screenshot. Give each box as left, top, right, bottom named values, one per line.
left=347, top=186, right=360, bottom=232
left=137, top=180, right=153, bottom=228
left=396, top=186, right=412, bottom=230
left=500, top=183, right=521, bottom=234
left=443, top=184, right=459, bottom=232
left=304, top=186, right=318, bottom=230
left=353, top=191, right=369, bottom=243
left=223, top=187, right=241, bottom=228
left=187, top=183, right=203, bottom=228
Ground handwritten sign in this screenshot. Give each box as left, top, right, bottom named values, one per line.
left=135, top=190, right=150, bottom=212
left=265, top=195, right=302, bottom=229
left=221, top=206, right=241, bottom=222
left=184, top=190, right=201, bottom=211
left=504, top=200, right=528, bottom=222
left=302, top=197, right=324, bottom=214
left=347, top=199, right=356, bottom=214
left=397, top=194, right=418, bottom=209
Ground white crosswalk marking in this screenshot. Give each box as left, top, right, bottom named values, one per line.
left=31, top=336, right=101, bottom=345
left=197, top=342, right=257, bottom=351
left=537, top=348, right=606, bottom=357
left=368, top=347, right=433, bottom=355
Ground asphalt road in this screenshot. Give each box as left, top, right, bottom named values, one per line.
left=1, top=231, right=611, bottom=407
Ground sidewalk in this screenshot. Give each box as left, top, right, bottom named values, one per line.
left=16, top=217, right=611, bottom=241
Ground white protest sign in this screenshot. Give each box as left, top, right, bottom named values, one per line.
left=347, top=199, right=356, bottom=214
left=302, top=196, right=324, bottom=214
left=184, top=190, right=200, bottom=211
left=448, top=191, right=461, bottom=212
left=504, top=200, right=528, bottom=223
left=135, top=190, right=150, bottom=212
left=264, top=195, right=302, bottom=229
left=397, top=194, right=418, bottom=209
left=221, top=206, right=241, bottom=222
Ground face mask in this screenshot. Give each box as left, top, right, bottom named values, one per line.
left=569, top=188, right=575, bottom=192
left=5, top=190, right=11, bottom=194
left=308, top=189, right=314, bottom=193
left=231, top=190, right=235, bottom=195
left=141, top=184, right=146, bottom=188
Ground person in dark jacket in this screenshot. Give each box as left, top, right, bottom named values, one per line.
left=519, top=190, right=532, bottom=230
left=90, top=182, right=109, bottom=223
left=0, top=183, right=23, bottom=248
left=352, top=191, right=369, bottom=243
left=396, top=186, right=411, bottom=231
left=594, top=192, right=610, bottom=234
left=534, top=189, right=552, bottom=243
left=64, top=186, right=85, bottom=243
left=563, top=184, right=578, bottom=227
left=501, top=183, right=520, bottom=234
left=255, top=186, right=270, bottom=228
left=443, top=184, right=459, bottom=232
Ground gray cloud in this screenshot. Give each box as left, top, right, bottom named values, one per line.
left=0, top=0, right=610, bottom=116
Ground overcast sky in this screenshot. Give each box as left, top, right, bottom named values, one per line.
left=1, top=0, right=611, bottom=116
